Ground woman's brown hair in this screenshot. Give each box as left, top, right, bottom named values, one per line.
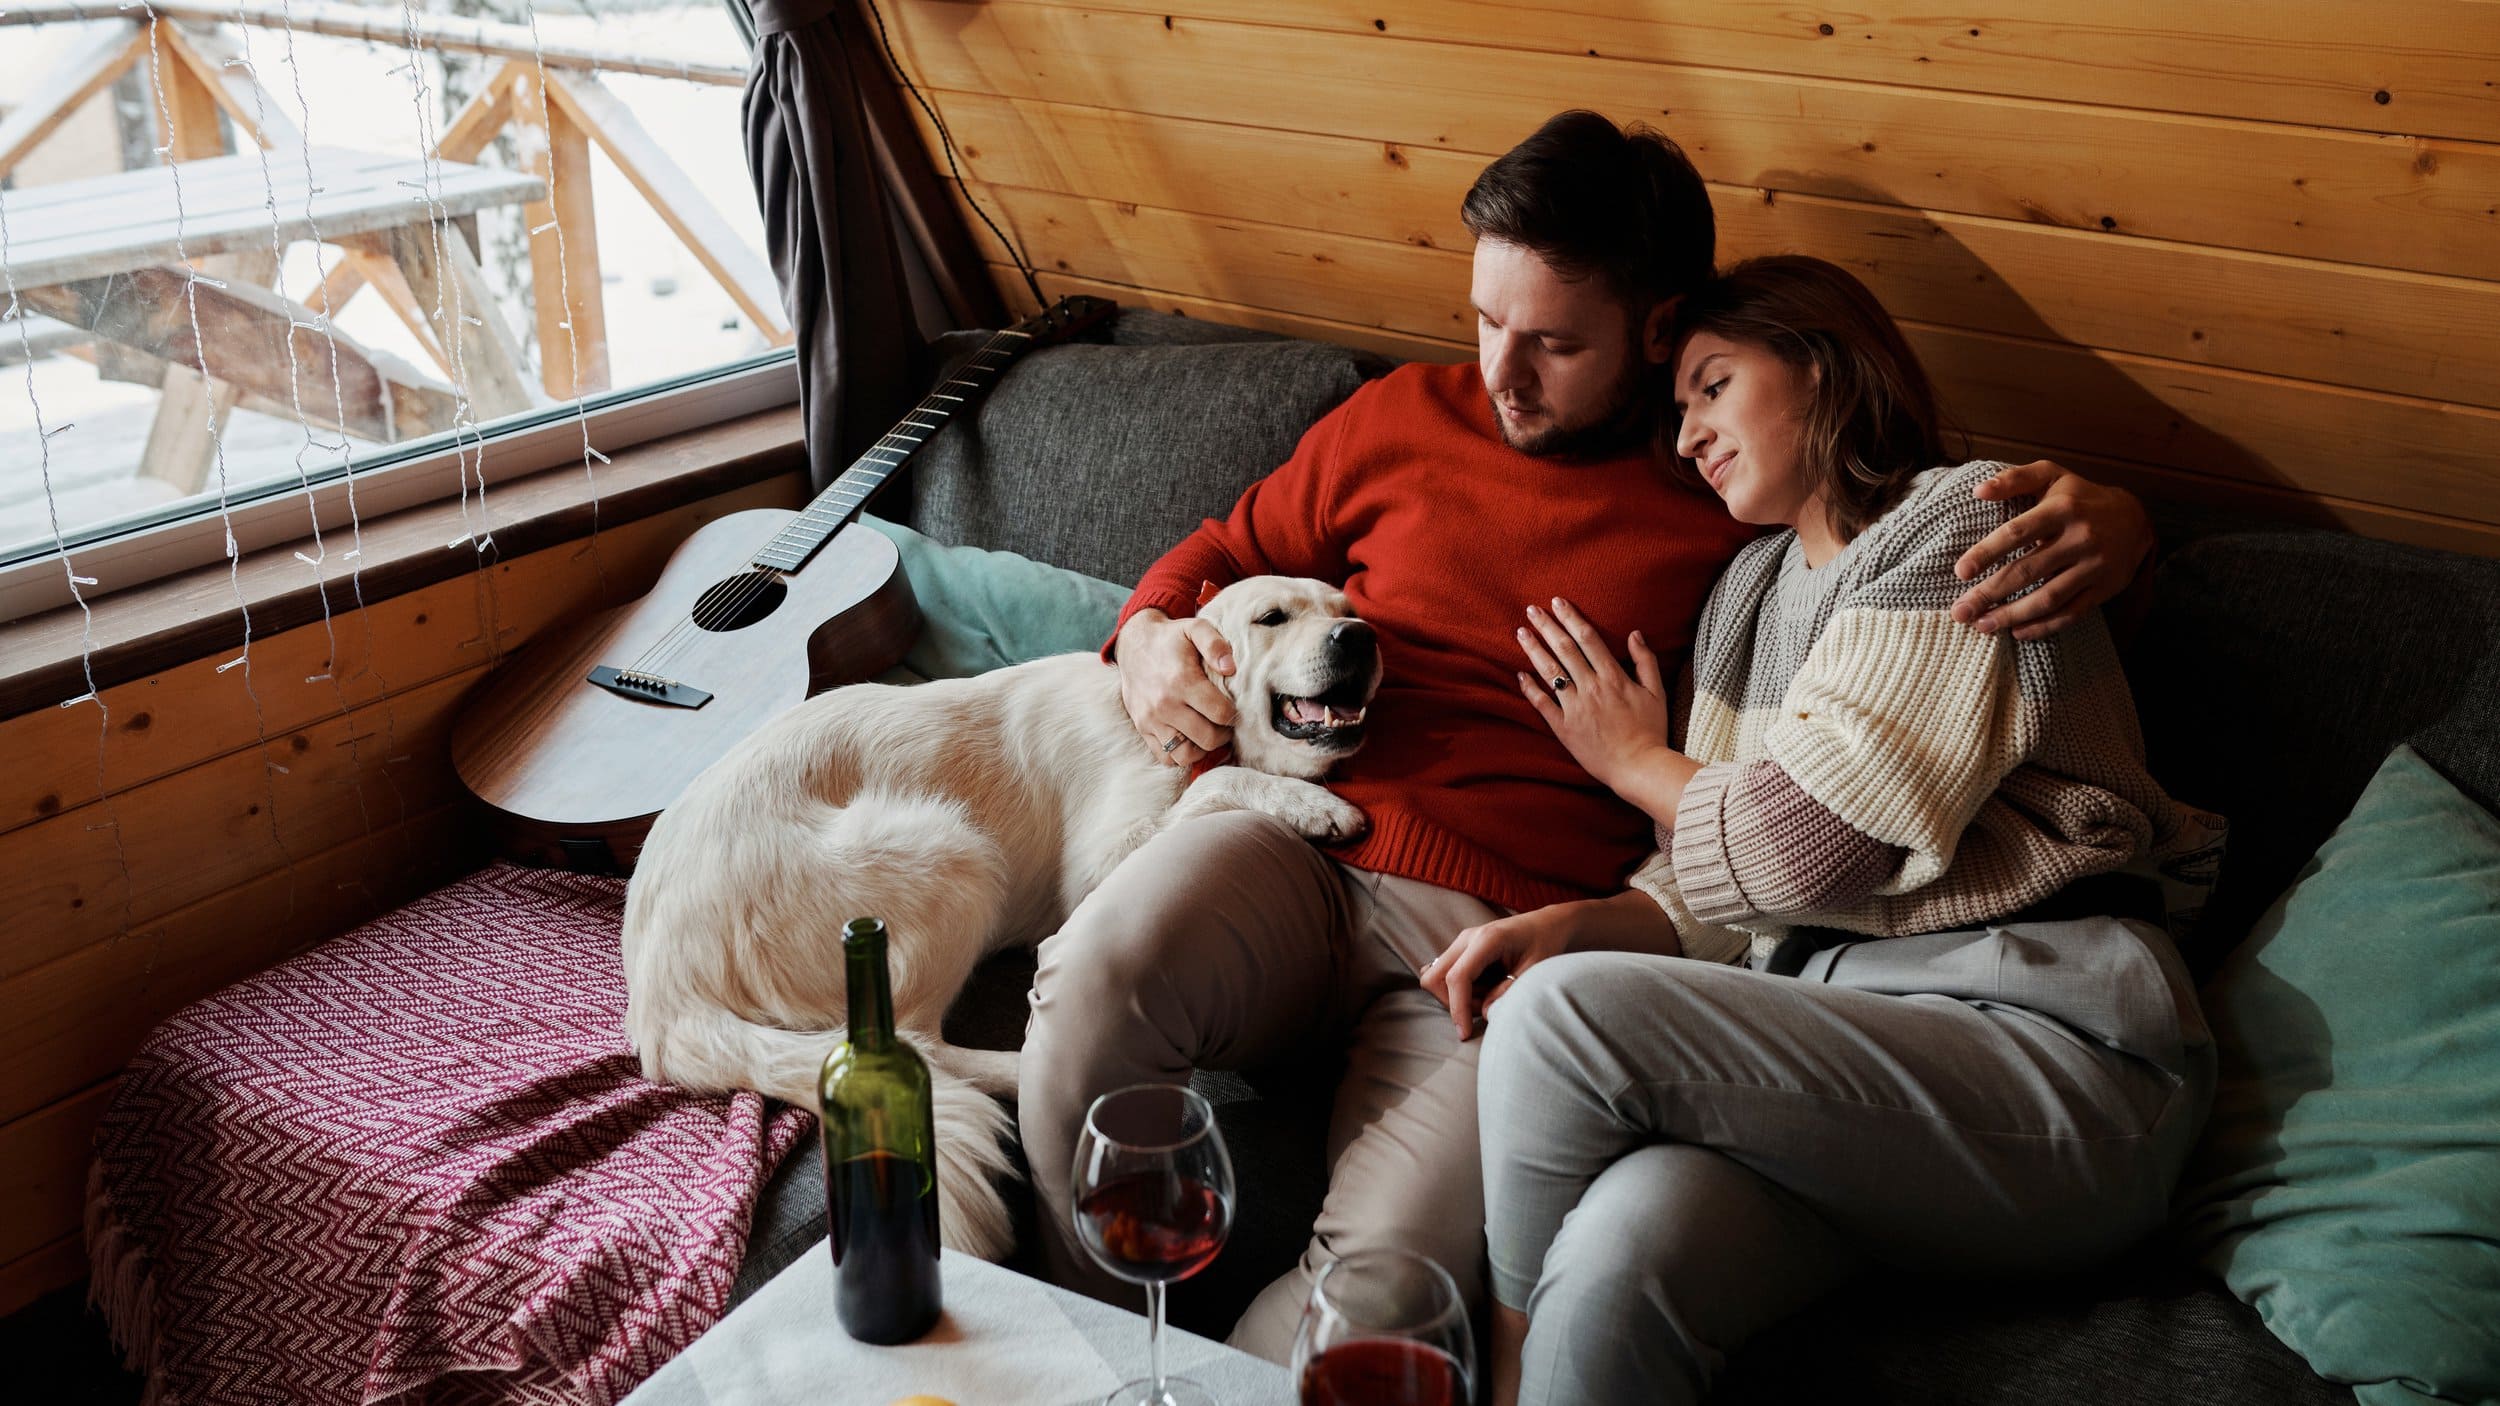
left=1669, top=255, right=1959, bottom=541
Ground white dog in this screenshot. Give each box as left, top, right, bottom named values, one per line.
left=622, top=575, right=1381, bottom=1259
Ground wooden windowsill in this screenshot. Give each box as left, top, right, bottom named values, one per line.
left=0, top=405, right=806, bottom=721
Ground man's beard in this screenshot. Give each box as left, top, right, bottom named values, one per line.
left=1488, top=346, right=1659, bottom=459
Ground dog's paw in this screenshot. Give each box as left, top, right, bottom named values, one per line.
left=1280, top=791, right=1369, bottom=843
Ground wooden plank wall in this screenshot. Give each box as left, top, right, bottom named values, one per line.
left=0, top=471, right=803, bottom=1316
left=881, top=0, right=2500, bottom=555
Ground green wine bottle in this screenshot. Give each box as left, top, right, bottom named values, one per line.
left=820, top=916, right=944, bottom=1344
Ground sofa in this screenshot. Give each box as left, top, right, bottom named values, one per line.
left=727, top=308, right=2500, bottom=1405
left=90, top=308, right=2496, bottom=1404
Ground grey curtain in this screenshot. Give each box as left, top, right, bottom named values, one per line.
left=743, top=0, right=1005, bottom=490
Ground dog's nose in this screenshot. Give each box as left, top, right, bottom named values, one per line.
left=1327, top=619, right=1376, bottom=658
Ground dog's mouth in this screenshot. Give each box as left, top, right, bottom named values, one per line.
left=1271, top=686, right=1370, bottom=748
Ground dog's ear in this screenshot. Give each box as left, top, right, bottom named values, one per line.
left=1191, top=583, right=1243, bottom=704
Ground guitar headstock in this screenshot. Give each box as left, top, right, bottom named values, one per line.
left=1013, top=295, right=1119, bottom=348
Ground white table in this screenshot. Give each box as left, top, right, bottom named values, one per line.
left=625, top=1247, right=1298, bottom=1406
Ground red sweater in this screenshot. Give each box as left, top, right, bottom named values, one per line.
left=1116, top=361, right=1761, bottom=914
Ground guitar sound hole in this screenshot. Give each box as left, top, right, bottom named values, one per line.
left=691, top=571, right=788, bottom=632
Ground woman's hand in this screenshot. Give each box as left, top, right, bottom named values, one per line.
left=1950, top=461, right=2154, bottom=640
left=1515, top=598, right=1674, bottom=792
left=1420, top=890, right=1688, bottom=1041
left=1419, top=902, right=1591, bottom=1042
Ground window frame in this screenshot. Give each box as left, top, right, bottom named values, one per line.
left=0, top=351, right=797, bottom=621
left=0, top=0, right=778, bottom=624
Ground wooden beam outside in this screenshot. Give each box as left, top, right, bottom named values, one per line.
left=0, top=146, right=544, bottom=290
left=143, top=365, right=243, bottom=495
left=438, top=59, right=525, bottom=164
left=17, top=264, right=460, bottom=443
left=341, top=246, right=449, bottom=373
left=0, top=22, right=147, bottom=183
left=162, top=21, right=303, bottom=152
left=346, top=226, right=538, bottom=421
left=60, top=337, right=361, bottom=442
left=305, top=248, right=368, bottom=321
left=148, top=21, right=229, bottom=164
left=138, top=247, right=280, bottom=494
left=545, top=69, right=791, bottom=346
left=513, top=71, right=609, bottom=398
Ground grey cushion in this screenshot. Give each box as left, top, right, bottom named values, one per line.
left=2121, top=527, right=2500, bottom=969
left=901, top=310, right=1391, bottom=584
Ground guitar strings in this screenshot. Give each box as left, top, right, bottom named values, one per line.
left=640, top=321, right=1023, bottom=662
left=621, top=328, right=1017, bottom=678
left=620, top=388, right=948, bottom=675
left=621, top=339, right=1008, bottom=677
left=620, top=332, right=1024, bottom=681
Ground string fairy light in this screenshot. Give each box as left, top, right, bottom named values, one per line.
left=265, top=1, right=419, bottom=839
left=388, top=0, right=494, bottom=573
left=141, top=5, right=293, bottom=867
left=519, top=0, right=611, bottom=604
left=235, top=0, right=401, bottom=844
left=0, top=163, right=138, bottom=945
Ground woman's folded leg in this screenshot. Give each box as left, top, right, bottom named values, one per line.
left=1516, top=1142, right=1860, bottom=1406
left=1480, top=943, right=2201, bottom=1403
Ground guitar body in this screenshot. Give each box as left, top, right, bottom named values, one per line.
left=451, top=510, right=920, bottom=870
left=449, top=294, right=1116, bottom=871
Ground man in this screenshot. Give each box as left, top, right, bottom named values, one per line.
left=1019, top=110, right=2153, bottom=1359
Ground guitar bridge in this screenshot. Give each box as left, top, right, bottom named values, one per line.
left=587, top=665, right=713, bottom=710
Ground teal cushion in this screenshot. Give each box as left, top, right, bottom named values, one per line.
left=2177, top=745, right=2500, bottom=1406
left=859, top=514, right=1127, bottom=681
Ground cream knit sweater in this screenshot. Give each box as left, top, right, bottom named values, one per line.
left=1631, top=462, right=2227, bottom=965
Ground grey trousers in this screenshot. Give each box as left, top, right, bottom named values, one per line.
left=1020, top=810, right=1504, bottom=1361
left=1479, top=917, right=2215, bottom=1406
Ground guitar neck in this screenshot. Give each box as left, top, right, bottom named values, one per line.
left=749, top=328, right=1033, bottom=574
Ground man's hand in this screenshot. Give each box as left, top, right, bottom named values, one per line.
left=1114, top=608, right=1237, bottom=768
left=1951, top=461, right=2154, bottom=641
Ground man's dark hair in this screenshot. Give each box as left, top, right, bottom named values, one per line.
left=1460, top=110, right=1716, bottom=310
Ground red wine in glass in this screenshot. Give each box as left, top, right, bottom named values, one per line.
left=1073, top=1084, right=1236, bottom=1406
left=1076, top=1171, right=1228, bottom=1284
left=1300, top=1338, right=1467, bottom=1406
left=1289, top=1250, right=1475, bottom=1406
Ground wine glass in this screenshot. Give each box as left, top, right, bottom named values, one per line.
left=1289, top=1249, right=1475, bottom=1406
left=1072, top=1082, right=1237, bottom=1406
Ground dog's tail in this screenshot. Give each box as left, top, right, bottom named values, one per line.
left=649, top=1005, right=1020, bottom=1259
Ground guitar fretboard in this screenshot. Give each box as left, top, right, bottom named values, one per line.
left=748, top=328, right=1032, bottom=574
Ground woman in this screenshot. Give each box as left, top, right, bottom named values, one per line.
left=1418, top=255, right=2225, bottom=1405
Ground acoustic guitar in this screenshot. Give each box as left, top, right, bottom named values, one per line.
left=451, top=295, right=1118, bottom=871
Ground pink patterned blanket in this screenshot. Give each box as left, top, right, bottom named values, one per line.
left=88, top=863, right=815, bottom=1406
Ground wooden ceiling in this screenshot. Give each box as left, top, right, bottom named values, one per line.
left=884, top=0, right=2500, bottom=555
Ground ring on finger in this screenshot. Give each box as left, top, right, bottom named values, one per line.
left=1551, top=674, right=1572, bottom=692
left=1162, top=735, right=1185, bottom=755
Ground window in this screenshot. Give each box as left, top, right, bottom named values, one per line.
left=0, top=0, right=789, bottom=618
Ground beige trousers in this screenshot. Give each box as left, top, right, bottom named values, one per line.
left=1018, top=809, right=1503, bottom=1361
